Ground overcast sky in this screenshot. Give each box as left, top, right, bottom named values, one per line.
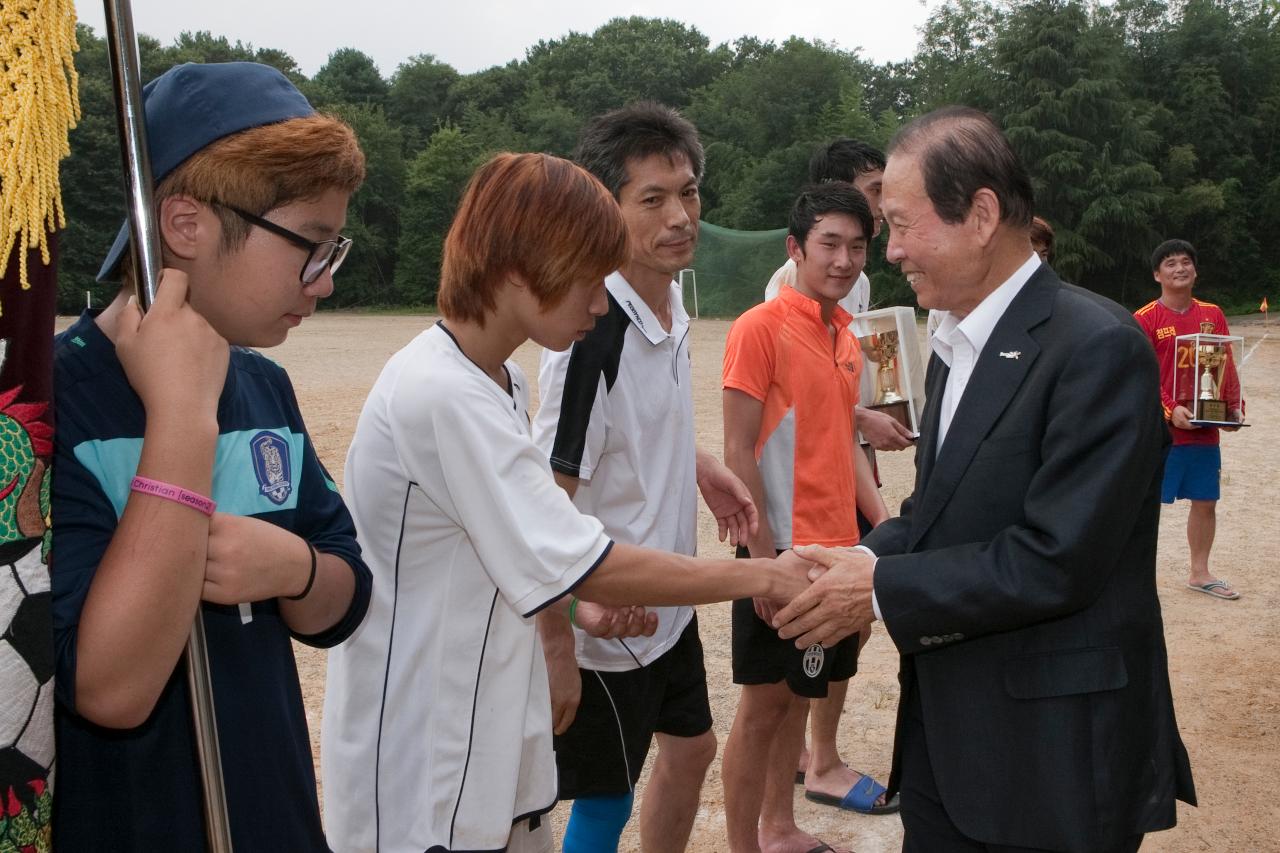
left=74, top=1, right=941, bottom=78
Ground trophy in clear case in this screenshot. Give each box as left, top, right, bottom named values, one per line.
left=851, top=306, right=925, bottom=437
left=1172, top=322, right=1247, bottom=427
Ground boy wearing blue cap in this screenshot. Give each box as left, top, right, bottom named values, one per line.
left=51, top=62, right=370, bottom=850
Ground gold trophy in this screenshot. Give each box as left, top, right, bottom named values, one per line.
left=1195, top=321, right=1229, bottom=422
left=1173, top=325, right=1248, bottom=428
left=866, top=330, right=911, bottom=430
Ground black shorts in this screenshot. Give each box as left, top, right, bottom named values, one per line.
left=554, top=615, right=713, bottom=799
left=732, top=546, right=859, bottom=699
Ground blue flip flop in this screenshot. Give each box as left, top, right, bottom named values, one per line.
left=804, top=773, right=900, bottom=815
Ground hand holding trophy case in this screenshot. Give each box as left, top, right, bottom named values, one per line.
left=851, top=306, right=926, bottom=437
left=1173, top=322, right=1248, bottom=428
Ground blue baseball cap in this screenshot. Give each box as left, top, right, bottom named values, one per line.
left=97, top=61, right=315, bottom=282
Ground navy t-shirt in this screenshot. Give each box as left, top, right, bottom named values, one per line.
left=51, top=310, right=371, bottom=851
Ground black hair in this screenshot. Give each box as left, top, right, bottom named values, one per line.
left=1151, top=238, right=1198, bottom=272
left=808, top=138, right=885, bottom=184
left=888, top=106, right=1034, bottom=227
left=573, top=101, right=704, bottom=199
left=788, top=182, right=874, bottom=247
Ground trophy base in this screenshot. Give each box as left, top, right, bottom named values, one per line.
left=1189, top=420, right=1250, bottom=428
left=1197, top=399, right=1227, bottom=422
left=868, top=400, right=912, bottom=432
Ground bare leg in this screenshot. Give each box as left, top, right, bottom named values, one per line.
left=803, top=633, right=888, bottom=808
left=1187, top=499, right=1217, bottom=586
left=758, top=696, right=851, bottom=853
left=723, top=682, right=793, bottom=853
left=798, top=631, right=869, bottom=780
left=804, top=680, right=858, bottom=795
left=759, top=696, right=807, bottom=850
left=639, top=730, right=716, bottom=853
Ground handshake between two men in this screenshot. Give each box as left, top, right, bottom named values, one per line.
left=574, top=545, right=876, bottom=651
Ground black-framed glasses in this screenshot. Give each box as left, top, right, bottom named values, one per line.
left=218, top=203, right=353, bottom=284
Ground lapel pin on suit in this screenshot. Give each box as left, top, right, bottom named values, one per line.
left=999, top=350, right=1021, bottom=359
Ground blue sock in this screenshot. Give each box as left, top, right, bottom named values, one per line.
left=561, top=791, right=634, bottom=853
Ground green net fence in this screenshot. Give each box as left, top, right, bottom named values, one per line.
left=681, top=221, right=789, bottom=318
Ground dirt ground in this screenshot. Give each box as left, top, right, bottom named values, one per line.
left=264, top=311, right=1278, bottom=853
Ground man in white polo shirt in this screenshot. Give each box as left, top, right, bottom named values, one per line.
left=534, top=102, right=757, bottom=853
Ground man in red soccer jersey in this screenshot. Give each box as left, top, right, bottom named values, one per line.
left=1134, top=239, right=1244, bottom=600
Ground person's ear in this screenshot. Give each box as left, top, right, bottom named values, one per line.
left=968, top=188, right=1001, bottom=247
left=156, top=195, right=206, bottom=262
left=786, top=234, right=805, bottom=265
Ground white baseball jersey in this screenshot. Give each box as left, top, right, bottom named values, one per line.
left=322, top=322, right=612, bottom=853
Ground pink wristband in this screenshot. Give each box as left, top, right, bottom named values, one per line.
left=130, top=476, right=216, bottom=517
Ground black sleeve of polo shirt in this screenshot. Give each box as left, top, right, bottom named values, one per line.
left=549, top=292, right=629, bottom=478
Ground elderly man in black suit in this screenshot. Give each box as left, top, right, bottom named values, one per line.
left=772, top=106, right=1196, bottom=853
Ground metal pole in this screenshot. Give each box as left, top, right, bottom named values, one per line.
left=102, top=3, right=234, bottom=850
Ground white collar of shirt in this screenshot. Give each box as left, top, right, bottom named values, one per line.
left=930, top=253, right=1041, bottom=368
left=606, top=271, right=687, bottom=346
left=930, top=253, right=1040, bottom=456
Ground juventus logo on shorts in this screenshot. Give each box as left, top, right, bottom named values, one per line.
left=802, top=644, right=825, bottom=678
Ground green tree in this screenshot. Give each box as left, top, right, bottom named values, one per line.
left=994, top=0, right=1163, bottom=301
left=710, top=141, right=811, bottom=230
left=699, top=140, right=753, bottom=218
left=386, top=54, right=460, bottom=153
left=525, top=17, right=723, bottom=116
left=326, top=104, right=405, bottom=307
left=394, top=126, right=488, bottom=305
left=310, top=48, right=388, bottom=108
left=911, top=0, right=1003, bottom=110
left=448, top=61, right=529, bottom=117
left=1125, top=0, right=1280, bottom=304
left=59, top=25, right=128, bottom=310
left=693, top=39, right=874, bottom=228
left=162, top=31, right=257, bottom=66
left=690, top=38, right=868, bottom=159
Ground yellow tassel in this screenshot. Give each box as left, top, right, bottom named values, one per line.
left=0, top=0, right=81, bottom=310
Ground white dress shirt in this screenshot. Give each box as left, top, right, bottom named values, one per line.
left=929, top=253, right=1041, bottom=453
left=867, top=253, right=1041, bottom=621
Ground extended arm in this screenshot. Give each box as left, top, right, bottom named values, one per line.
left=574, top=542, right=809, bottom=607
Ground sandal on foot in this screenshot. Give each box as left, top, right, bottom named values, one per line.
left=805, top=773, right=900, bottom=815
left=1187, top=579, right=1240, bottom=600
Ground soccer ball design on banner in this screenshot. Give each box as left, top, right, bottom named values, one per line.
left=0, top=378, right=55, bottom=847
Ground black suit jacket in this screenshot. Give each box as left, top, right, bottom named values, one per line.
left=863, top=267, right=1196, bottom=852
